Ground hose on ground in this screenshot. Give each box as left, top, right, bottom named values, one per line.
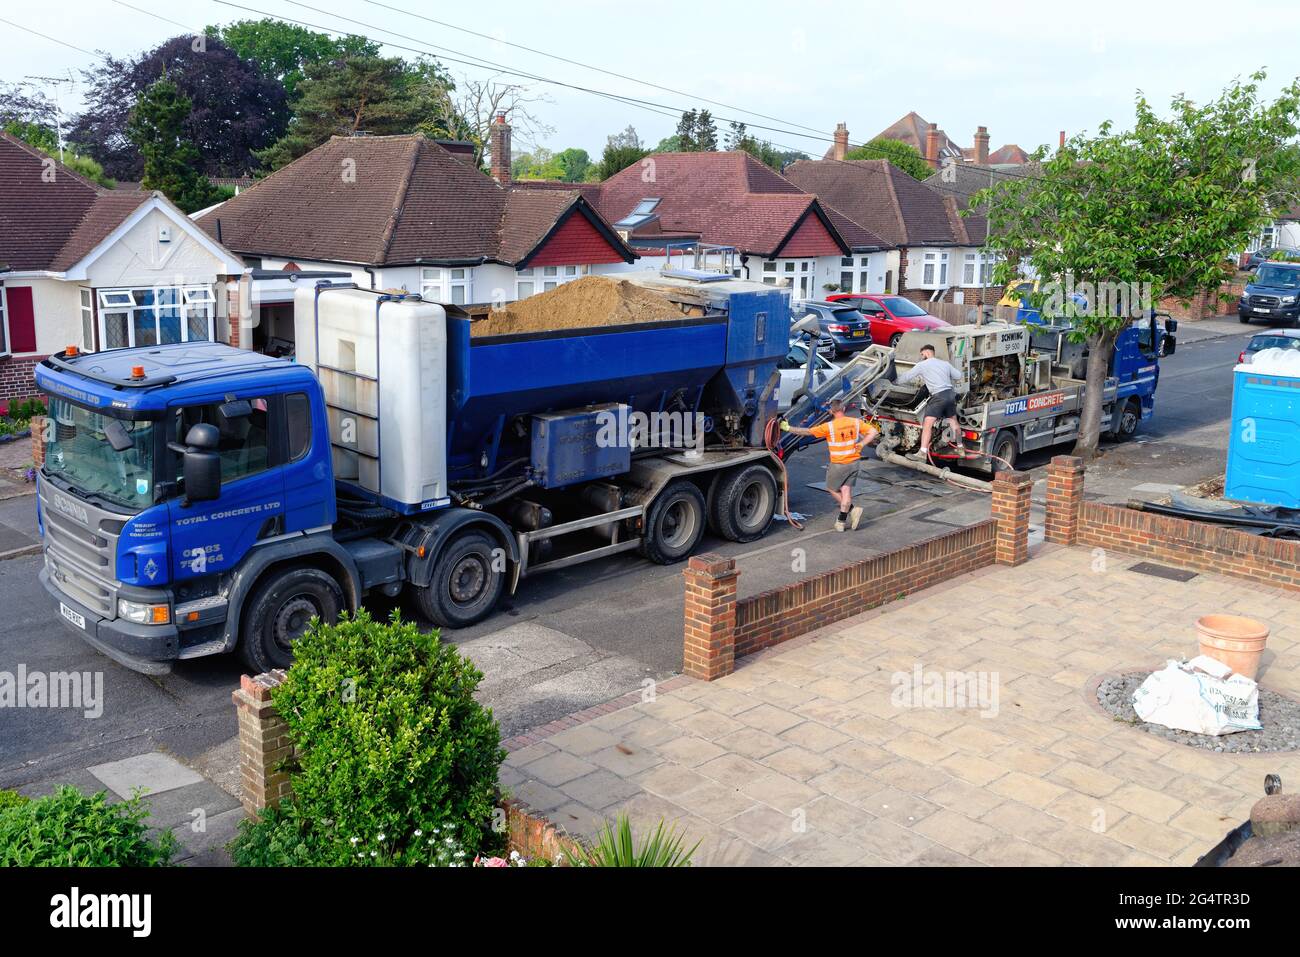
left=764, top=416, right=804, bottom=531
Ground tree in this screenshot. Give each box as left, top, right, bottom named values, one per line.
left=5, top=120, right=115, bottom=188
left=206, top=19, right=379, bottom=100
left=595, top=126, right=648, bottom=180
left=972, top=72, right=1300, bottom=459
left=511, top=147, right=564, bottom=180
left=674, top=108, right=718, bottom=151
left=126, top=74, right=223, bottom=213
left=846, top=138, right=931, bottom=180
left=553, top=148, right=591, bottom=183
left=724, top=121, right=805, bottom=171
left=446, top=76, right=554, bottom=168
left=257, top=55, right=462, bottom=170
left=70, top=35, right=288, bottom=180
left=653, top=134, right=684, bottom=153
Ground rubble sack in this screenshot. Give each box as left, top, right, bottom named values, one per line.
left=1132, top=656, right=1262, bottom=736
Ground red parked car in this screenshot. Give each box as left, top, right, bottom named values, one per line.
left=826, top=293, right=949, bottom=347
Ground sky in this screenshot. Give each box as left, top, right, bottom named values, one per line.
left=3, top=0, right=1297, bottom=160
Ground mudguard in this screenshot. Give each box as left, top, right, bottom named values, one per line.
left=398, top=507, right=521, bottom=592
left=219, top=532, right=362, bottom=653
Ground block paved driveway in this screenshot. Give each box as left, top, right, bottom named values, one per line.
left=501, top=545, right=1300, bottom=866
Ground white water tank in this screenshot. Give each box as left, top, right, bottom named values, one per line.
left=294, top=286, right=448, bottom=512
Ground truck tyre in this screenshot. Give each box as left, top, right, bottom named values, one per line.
left=1114, top=399, right=1141, bottom=440
left=640, top=480, right=706, bottom=564
left=991, top=430, right=1019, bottom=471
left=413, top=530, right=505, bottom=629
left=709, top=464, right=777, bottom=543
left=239, top=567, right=345, bottom=672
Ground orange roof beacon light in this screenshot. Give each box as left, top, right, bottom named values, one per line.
left=64, top=345, right=78, bottom=357
left=131, top=365, right=147, bottom=380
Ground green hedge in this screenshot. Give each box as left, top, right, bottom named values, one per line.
left=0, top=786, right=175, bottom=866
left=231, top=610, right=506, bottom=866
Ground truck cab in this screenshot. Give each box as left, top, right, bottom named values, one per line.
left=36, top=343, right=345, bottom=675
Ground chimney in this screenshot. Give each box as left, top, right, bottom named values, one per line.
left=924, top=123, right=940, bottom=168
left=974, top=126, right=989, bottom=165
left=489, top=111, right=511, bottom=183
left=1059, top=130, right=1066, bottom=149
left=832, top=122, right=849, bottom=161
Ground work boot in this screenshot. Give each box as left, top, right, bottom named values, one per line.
left=849, top=506, right=864, bottom=530
left=834, top=519, right=846, bottom=532
left=906, top=448, right=928, bottom=462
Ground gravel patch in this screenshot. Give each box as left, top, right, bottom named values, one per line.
left=1097, top=672, right=1300, bottom=753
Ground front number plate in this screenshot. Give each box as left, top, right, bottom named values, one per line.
left=1254, top=307, right=1271, bottom=313
left=60, top=602, right=86, bottom=630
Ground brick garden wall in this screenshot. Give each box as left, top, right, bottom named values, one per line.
left=1046, top=455, right=1300, bottom=592
left=0, top=355, right=46, bottom=403
left=733, top=520, right=997, bottom=658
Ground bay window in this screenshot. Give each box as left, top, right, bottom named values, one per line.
left=921, top=251, right=949, bottom=287
left=96, top=285, right=216, bottom=350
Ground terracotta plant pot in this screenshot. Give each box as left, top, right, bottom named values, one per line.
left=1196, top=614, right=1269, bottom=681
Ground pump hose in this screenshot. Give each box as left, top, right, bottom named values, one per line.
left=764, top=416, right=804, bottom=531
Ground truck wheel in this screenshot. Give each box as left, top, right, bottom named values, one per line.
left=991, top=430, right=1018, bottom=471
left=640, top=480, right=706, bottom=564
left=1115, top=399, right=1141, bottom=440
left=709, top=464, right=777, bottom=543
left=240, top=567, right=345, bottom=672
left=413, top=530, right=505, bottom=629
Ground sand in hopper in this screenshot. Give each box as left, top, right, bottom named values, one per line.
left=470, top=276, right=685, bottom=337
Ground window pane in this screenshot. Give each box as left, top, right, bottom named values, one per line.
left=186, top=308, right=210, bottom=342
left=80, top=288, right=92, bottom=308
left=840, top=271, right=853, bottom=290
left=287, top=393, right=312, bottom=461
left=763, top=261, right=776, bottom=272
left=564, top=265, right=578, bottom=276
left=159, top=305, right=183, bottom=344
left=421, top=268, right=440, bottom=282
left=923, top=265, right=935, bottom=284
left=174, top=398, right=270, bottom=484
left=784, top=262, right=795, bottom=273
left=133, top=312, right=157, bottom=346
left=451, top=269, right=466, bottom=280
left=82, top=312, right=95, bottom=351
left=543, top=266, right=558, bottom=277
left=451, top=285, right=467, bottom=305
left=421, top=283, right=442, bottom=301
left=103, top=313, right=129, bottom=349
left=543, top=281, right=558, bottom=291
left=516, top=281, right=534, bottom=298
left=963, top=263, right=975, bottom=285
left=841, top=257, right=853, bottom=267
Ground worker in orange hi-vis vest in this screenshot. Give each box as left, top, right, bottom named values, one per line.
left=781, top=398, right=879, bottom=531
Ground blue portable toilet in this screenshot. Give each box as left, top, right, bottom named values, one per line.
left=1225, top=351, right=1300, bottom=507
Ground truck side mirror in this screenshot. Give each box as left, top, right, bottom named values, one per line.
left=183, top=423, right=222, bottom=503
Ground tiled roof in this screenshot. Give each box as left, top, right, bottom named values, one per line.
left=0, top=131, right=149, bottom=273
left=923, top=162, right=1040, bottom=210
left=784, top=158, right=987, bottom=247
left=575, top=151, right=869, bottom=257
left=196, top=134, right=632, bottom=267
left=987, top=144, right=1031, bottom=165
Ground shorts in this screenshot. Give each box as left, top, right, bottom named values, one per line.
left=826, top=461, right=862, bottom=492
left=923, top=390, right=958, bottom=420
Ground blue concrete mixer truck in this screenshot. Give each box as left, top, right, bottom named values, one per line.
left=34, top=273, right=797, bottom=674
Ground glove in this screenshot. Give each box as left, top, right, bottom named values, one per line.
left=779, top=421, right=791, bottom=432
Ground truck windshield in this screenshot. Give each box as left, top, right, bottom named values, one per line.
left=1254, top=265, right=1300, bottom=288
left=43, top=398, right=155, bottom=511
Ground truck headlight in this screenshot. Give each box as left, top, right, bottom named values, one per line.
left=118, top=599, right=171, bottom=625
left=1283, top=295, right=1297, bottom=304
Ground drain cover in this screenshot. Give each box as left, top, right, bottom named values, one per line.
left=1128, top=561, right=1198, bottom=582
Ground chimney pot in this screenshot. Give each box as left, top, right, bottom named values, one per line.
left=832, top=122, right=849, bottom=161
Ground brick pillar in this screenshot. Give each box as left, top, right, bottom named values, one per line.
left=683, top=553, right=738, bottom=681
left=1045, top=455, right=1085, bottom=545
left=231, top=671, right=293, bottom=817
left=30, top=414, right=46, bottom=470
left=991, top=470, right=1032, bottom=566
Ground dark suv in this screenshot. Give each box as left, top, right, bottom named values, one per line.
left=1240, top=262, right=1300, bottom=325
left=792, top=300, right=872, bottom=355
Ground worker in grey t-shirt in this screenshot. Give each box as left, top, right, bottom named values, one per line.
left=895, top=344, right=963, bottom=461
